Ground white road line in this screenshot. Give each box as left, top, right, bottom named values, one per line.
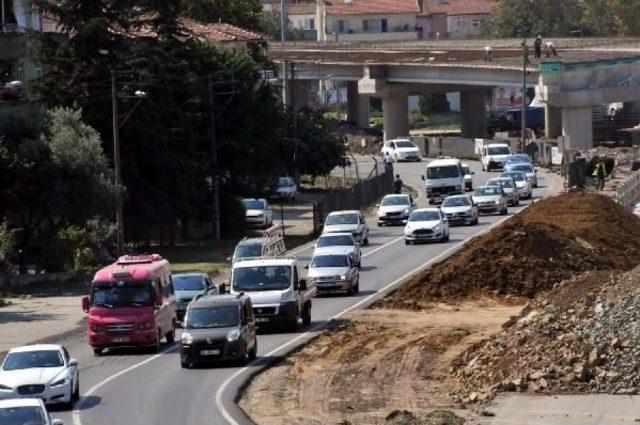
left=72, top=344, right=175, bottom=425
left=215, top=203, right=529, bottom=425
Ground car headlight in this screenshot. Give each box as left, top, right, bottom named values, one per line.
left=494, top=200, right=501, bottom=205
left=181, top=332, right=193, bottom=345
left=137, top=321, right=152, bottom=330
left=227, top=329, right=241, bottom=342
left=50, top=378, right=69, bottom=388
left=0, top=383, right=12, bottom=391
left=90, top=324, right=103, bottom=332
left=339, top=274, right=348, bottom=281
left=403, top=208, right=410, bottom=215
left=281, top=289, right=294, bottom=302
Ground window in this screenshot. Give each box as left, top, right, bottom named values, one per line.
left=363, top=19, right=381, bottom=33
left=295, top=18, right=315, bottom=30
left=332, top=19, right=349, bottom=33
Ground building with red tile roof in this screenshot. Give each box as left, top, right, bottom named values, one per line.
left=418, top=0, right=494, bottom=39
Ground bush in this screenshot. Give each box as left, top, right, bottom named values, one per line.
left=0, top=221, right=14, bottom=273
left=418, top=94, right=450, bottom=115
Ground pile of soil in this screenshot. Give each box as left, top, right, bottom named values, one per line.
left=381, top=193, right=640, bottom=310
left=451, top=266, right=640, bottom=402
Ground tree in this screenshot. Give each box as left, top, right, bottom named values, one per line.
left=183, top=0, right=263, bottom=30
left=418, top=94, right=450, bottom=116
left=489, top=0, right=583, bottom=37
left=261, top=10, right=282, bottom=40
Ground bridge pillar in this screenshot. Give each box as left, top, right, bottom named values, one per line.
left=382, top=93, right=409, bottom=141
left=347, top=81, right=370, bottom=128
left=460, top=89, right=487, bottom=139
left=562, top=107, right=593, bottom=149
left=545, top=105, right=562, bottom=138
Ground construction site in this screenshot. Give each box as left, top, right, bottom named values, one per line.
left=239, top=192, right=640, bottom=425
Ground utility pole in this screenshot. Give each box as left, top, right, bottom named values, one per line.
left=521, top=38, right=528, bottom=152
left=280, top=0, right=288, bottom=106
left=111, top=70, right=125, bottom=255
left=208, top=73, right=221, bottom=240
left=289, top=62, right=299, bottom=185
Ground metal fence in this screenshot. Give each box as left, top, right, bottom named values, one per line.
left=312, top=166, right=393, bottom=234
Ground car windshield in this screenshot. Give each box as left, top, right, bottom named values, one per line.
left=462, top=166, right=471, bottom=175
left=277, top=178, right=292, bottom=187
left=442, top=197, right=471, bottom=207
left=243, top=199, right=264, bottom=210
left=488, top=146, right=511, bottom=155
left=506, top=154, right=531, bottom=164
left=512, top=164, right=533, bottom=172
left=0, top=406, right=47, bottom=425
left=325, top=214, right=358, bottom=225
left=232, top=265, right=291, bottom=291
left=2, top=350, right=63, bottom=370
left=235, top=243, right=262, bottom=259
left=502, top=172, right=526, bottom=182
left=409, top=211, right=440, bottom=221
left=426, top=166, right=459, bottom=179
left=91, top=281, right=154, bottom=308
left=317, top=235, right=353, bottom=247
left=381, top=196, right=409, bottom=206
left=173, top=275, right=205, bottom=291
left=475, top=187, right=501, bottom=196
left=185, top=306, right=239, bottom=329
left=395, top=140, right=415, bottom=148
left=312, top=255, right=349, bottom=268
left=488, top=179, right=514, bottom=188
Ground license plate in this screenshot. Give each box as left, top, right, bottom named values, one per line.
left=111, top=336, right=130, bottom=343
left=200, top=349, right=220, bottom=356
left=256, top=317, right=269, bottom=323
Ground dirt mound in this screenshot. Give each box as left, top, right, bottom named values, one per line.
left=381, top=193, right=640, bottom=310
left=451, top=266, right=640, bottom=402
left=384, top=410, right=464, bottom=425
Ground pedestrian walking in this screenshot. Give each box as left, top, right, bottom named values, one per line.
left=545, top=41, right=557, bottom=57
left=593, top=160, right=606, bottom=191
left=392, top=174, right=404, bottom=194
left=534, top=35, right=542, bottom=59
left=483, top=46, right=493, bottom=62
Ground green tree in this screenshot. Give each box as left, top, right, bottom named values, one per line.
left=183, top=0, right=263, bottom=30
left=418, top=94, right=450, bottom=115
left=489, top=0, right=583, bottom=37
left=261, top=10, right=282, bottom=40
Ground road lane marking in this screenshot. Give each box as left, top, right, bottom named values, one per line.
left=72, top=344, right=175, bottom=425
left=215, top=202, right=533, bottom=425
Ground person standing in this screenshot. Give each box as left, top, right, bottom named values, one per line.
left=545, top=41, right=557, bottom=57
left=534, top=36, right=542, bottom=59
left=483, top=46, right=493, bottom=62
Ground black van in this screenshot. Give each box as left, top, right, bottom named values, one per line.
left=179, top=293, right=257, bottom=368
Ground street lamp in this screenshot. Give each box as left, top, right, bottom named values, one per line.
left=111, top=70, right=147, bottom=255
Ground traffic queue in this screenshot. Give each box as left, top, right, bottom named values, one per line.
left=0, top=152, right=537, bottom=425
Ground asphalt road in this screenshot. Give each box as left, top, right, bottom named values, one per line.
left=49, top=160, right=561, bottom=425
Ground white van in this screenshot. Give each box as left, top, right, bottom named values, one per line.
left=422, top=158, right=465, bottom=205
left=481, top=143, right=512, bottom=171
left=229, top=257, right=316, bottom=332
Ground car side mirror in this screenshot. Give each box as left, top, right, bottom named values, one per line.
left=52, top=420, right=64, bottom=425
left=299, top=279, right=308, bottom=291
left=82, top=296, right=90, bottom=313
left=303, top=264, right=309, bottom=270
left=69, top=359, right=78, bottom=367
left=226, top=256, right=232, bottom=262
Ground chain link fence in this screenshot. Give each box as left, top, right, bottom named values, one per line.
left=312, top=165, right=393, bottom=234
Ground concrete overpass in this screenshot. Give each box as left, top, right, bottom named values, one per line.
left=270, top=38, right=640, bottom=148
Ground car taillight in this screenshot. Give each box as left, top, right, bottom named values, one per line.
left=138, top=321, right=152, bottom=330
left=91, top=324, right=103, bottom=332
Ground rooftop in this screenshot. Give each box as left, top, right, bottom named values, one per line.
left=9, top=344, right=62, bottom=353
left=190, top=294, right=244, bottom=308
left=323, top=0, right=420, bottom=15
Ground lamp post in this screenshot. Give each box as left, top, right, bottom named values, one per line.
left=111, top=70, right=147, bottom=255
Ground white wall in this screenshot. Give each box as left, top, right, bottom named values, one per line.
left=332, top=30, right=419, bottom=41
left=324, top=13, right=417, bottom=39
left=446, top=14, right=488, bottom=38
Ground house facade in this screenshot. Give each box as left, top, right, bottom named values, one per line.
left=418, top=0, right=493, bottom=39
left=317, top=0, right=421, bottom=42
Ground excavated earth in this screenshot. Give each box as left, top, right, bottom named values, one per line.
left=379, top=192, right=640, bottom=310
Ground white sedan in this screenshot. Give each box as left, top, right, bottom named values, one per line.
left=381, top=138, right=422, bottom=162
left=404, top=208, right=449, bottom=244
left=0, top=398, right=64, bottom=425
left=0, top=344, right=80, bottom=408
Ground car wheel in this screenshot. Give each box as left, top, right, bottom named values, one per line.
left=501, top=207, right=507, bottom=215
left=363, top=237, right=369, bottom=246
left=445, top=232, right=450, bottom=242
left=353, top=278, right=360, bottom=295
left=93, top=348, right=103, bottom=356
left=152, top=330, right=162, bottom=352
left=180, top=356, right=191, bottom=369
left=285, top=315, right=299, bottom=333
left=249, top=337, right=258, bottom=360
left=377, top=222, right=384, bottom=227
left=165, top=321, right=175, bottom=344
left=302, top=302, right=312, bottom=327
left=72, top=377, right=80, bottom=402
left=405, top=239, right=411, bottom=245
